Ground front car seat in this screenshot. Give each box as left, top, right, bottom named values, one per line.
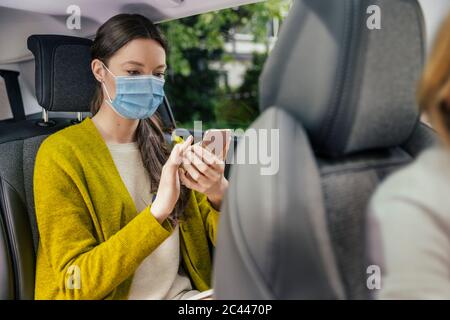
left=213, top=0, right=436, bottom=299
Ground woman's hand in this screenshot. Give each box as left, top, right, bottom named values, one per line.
left=179, top=144, right=228, bottom=210
left=151, top=136, right=193, bottom=223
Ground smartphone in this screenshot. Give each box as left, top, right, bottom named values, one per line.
left=201, top=129, right=232, bottom=161
left=181, top=129, right=231, bottom=181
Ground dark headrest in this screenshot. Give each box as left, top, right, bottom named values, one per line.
left=27, top=35, right=96, bottom=112
left=260, top=0, right=425, bottom=157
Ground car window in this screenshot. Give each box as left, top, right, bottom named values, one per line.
left=160, top=0, right=292, bottom=131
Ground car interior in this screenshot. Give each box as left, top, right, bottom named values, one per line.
left=0, top=0, right=449, bottom=300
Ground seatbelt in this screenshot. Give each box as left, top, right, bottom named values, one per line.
left=0, top=70, right=25, bottom=121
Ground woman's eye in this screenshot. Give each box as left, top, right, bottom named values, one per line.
left=155, top=72, right=165, bottom=79
left=127, top=70, right=141, bottom=76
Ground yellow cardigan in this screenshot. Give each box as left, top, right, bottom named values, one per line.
left=33, top=116, right=220, bottom=300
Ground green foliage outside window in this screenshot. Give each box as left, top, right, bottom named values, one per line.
left=159, top=0, right=291, bottom=130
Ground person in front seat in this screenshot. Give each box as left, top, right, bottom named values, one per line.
left=369, top=12, right=450, bottom=299
left=33, top=14, right=228, bottom=300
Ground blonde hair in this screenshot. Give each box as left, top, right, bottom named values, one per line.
left=418, top=12, right=450, bottom=145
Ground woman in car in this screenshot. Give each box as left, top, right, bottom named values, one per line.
left=33, top=14, right=228, bottom=299
left=369, top=13, right=450, bottom=299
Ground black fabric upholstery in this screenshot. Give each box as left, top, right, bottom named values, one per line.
left=0, top=210, right=14, bottom=299
left=259, top=0, right=425, bottom=157
left=0, top=118, right=73, bottom=144
left=27, top=35, right=96, bottom=112
left=0, top=137, right=50, bottom=300
left=23, top=136, right=49, bottom=251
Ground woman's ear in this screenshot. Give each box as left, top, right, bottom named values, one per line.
left=91, top=59, right=105, bottom=83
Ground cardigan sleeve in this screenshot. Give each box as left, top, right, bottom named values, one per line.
left=34, top=141, right=171, bottom=300
left=193, top=190, right=220, bottom=246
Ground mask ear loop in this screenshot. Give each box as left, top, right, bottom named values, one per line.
left=100, top=62, right=131, bottom=119
left=101, top=62, right=116, bottom=78
left=100, top=62, right=115, bottom=103
left=102, top=81, right=114, bottom=103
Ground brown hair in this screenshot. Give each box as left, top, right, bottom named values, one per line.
left=418, top=12, right=450, bottom=145
left=90, top=14, right=189, bottom=220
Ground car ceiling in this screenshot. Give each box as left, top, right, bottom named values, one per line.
left=0, top=0, right=263, bottom=64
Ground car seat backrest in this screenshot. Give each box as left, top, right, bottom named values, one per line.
left=259, top=0, right=425, bottom=157
left=27, top=35, right=96, bottom=113
left=213, top=0, right=436, bottom=299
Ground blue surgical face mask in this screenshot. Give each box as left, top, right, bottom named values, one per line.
left=101, top=63, right=165, bottom=120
